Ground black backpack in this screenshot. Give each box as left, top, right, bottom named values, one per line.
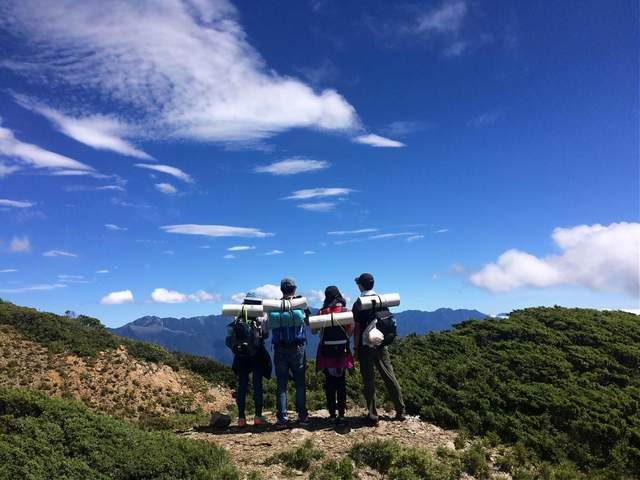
left=369, top=298, right=397, bottom=347
left=226, top=304, right=263, bottom=357
left=321, top=320, right=350, bottom=358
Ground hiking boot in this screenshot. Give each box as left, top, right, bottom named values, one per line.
left=275, top=418, right=289, bottom=428
left=237, top=418, right=247, bottom=428
left=253, top=416, right=270, bottom=426
left=364, top=415, right=379, bottom=427
left=335, top=416, right=346, bottom=428
left=394, top=413, right=407, bottom=422
left=297, top=413, right=309, bottom=426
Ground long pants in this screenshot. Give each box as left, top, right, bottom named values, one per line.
left=236, top=363, right=263, bottom=419
left=274, top=344, right=307, bottom=421
left=324, top=370, right=347, bottom=417
left=358, top=345, right=405, bottom=420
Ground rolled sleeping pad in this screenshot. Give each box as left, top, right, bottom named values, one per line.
left=262, top=297, right=308, bottom=312
left=221, top=304, right=264, bottom=317
left=357, top=293, right=401, bottom=310
left=308, top=311, right=354, bottom=330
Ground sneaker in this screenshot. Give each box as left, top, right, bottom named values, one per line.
left=253, top=416, right=270, bottom=426
left=275, top=418, right=289, bottom=428
left=297, top=413, right=309, bottom=426
left=237, top=418, right=247, bottom=428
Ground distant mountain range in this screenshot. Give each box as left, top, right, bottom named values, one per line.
left=110, top=308, right=487, bottom=364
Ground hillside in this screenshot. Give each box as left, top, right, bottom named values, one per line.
left=111, top=308, right=488, bottom=364
left=386, top=307, right=640, bottom=479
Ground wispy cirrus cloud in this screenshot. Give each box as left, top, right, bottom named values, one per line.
left=15, top=97, right=152, bottom=159
left=43, top=249, right=77, bottom=258
left=0, top=283, right=66, bottom=294
left=0, top=117, right=95, bottom=176
left=369, top=232, right=418, bottom=240
left=0, top=269, right=18, bottom=273
left=468, top=111, right=503, bottom=126
left=352, top=133, right=405, bottom=148
left=228, top=245, right=255, bottom=252
left=0, top=199, right=35, bottom=208
left=328, top=228, right=378, bottom=235
left=381, top=120, right=431, bottom=137
left=284, top=188, right=355, bottom=200
left=254, top=157, right=330, bottom=175
left=135, top=164, right=193, bottom=183
left=155, top=183, right=178, bottom=194
left=9, top=236, right=30, bottom=253
left=161, top=224, right=273, bottom=238
left=264, top=249, right=284, bottom=256
left=298, top=202, right=336, bottom=212
left=2, top=0, right=359, bottom=145
left=105, top=224, right=127, bottom=231
left=470, top=222, right=640, bottom=296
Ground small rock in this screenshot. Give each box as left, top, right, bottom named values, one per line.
left=209, top=411, right=231, bottom=428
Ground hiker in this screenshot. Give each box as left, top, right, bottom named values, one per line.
left=225, top=292, right=271, bottom=427
left=267, top=278, right=310, bottom=426
left=352, top=273, right=405, bottom=425
left=313, top=286, right=354, bottom=427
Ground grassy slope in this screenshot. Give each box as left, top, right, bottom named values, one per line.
left=387, top=307, right=640, bottom=478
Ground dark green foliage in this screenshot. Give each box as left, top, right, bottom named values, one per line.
left=0, top=388, right=238, bottom=479
left=349, top=439, right=459, bottom=480
left=0, top=299, right=234, bottom=387
left=265, top=439, right=324, bottom=471
left=385, top=307, right=640, bottom=478
left=309, top=458, right=354, bottom=480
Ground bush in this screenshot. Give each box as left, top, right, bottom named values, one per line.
left=309, top=458, right=354, bottom=480
left=265, top=439, right=324, bottom=471
left=0, top=388, right=238, bottom=479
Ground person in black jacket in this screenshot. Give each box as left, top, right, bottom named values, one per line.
left=352, top=273, right=405, bottom=425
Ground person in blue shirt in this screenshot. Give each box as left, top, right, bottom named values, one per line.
left=267, top=278, right=310, bottom=426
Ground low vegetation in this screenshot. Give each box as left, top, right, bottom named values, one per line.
left=0, top=388, right=238, bottom=479
left=386, top=307, right=640, bottom=479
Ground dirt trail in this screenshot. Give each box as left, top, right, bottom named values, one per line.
left=182, top=408, right=462, bottom=479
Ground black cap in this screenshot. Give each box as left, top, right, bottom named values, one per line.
left=280, top=277, right=297, bottom=292
left=354, top=272, right=374, bottom=289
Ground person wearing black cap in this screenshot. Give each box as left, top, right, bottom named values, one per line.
left=352, top=273, right=405, bottom=425
left=267, top=277, right=310, bottom=426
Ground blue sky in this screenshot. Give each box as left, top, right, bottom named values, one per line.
left=0, top=0, right=638, bottom=327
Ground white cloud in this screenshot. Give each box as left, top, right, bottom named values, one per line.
left=97, top=185, right=125, bottom=192
left=105, top=223, right=127, bottom=231
left=284, top=187, right=354, bottom=200
left=155, top=182, right=178, bottom=194
left=303, top=251, right=316, bottom=255
left=189, top=290, right=219, bottom=302
left=382, top=120, right=430, bottom=137
left=369, top=232, right=418, bottom=240
left=470, top=222, right=640, bottom=297
left=0, top=283, right=66, bottom=294
left=228, top=245, right=255, bottom=252
left=16, top=99, right=152, bottom=159
left=57, top=274, right=88, bottom=284
left=254, top=284, right=282, bottom=299
left=96, top=269, right=109, bottom=274
left=43, top=250, right=77, bottom=257
left=136, top=164, right=194, bottom=183
left=100, top=289, right=134, bottom=305
left=0, top=199, right=35, bottom=208
left=265, top=249, right=284, bottom=256
left=3, top=0, right=359, bottom=144
left=407, top=235, right=424, bottom=242
left=298, top=202, right=336, bottom=212
left=161, top=224, right=272, bottom=238
left=352, top=133, right=405, bottom=148
left=9, top=236, right=30, bottom=253
left=230, top=292, right=246, bottom=303
left=162, top=250, right=175, bottom=255
left=327, top=228, right=378, bottom=235
left=434, top=228, right=449, bottom=233
left=0, top=162, right=21, bottom=177
left=468, top=111, right=503, bottom=127
left=0, top=269, right=18, bottom=273
left=150, top=287, right=187, bottom=303
left=0, top=118, right=95, bottom=175
left=254, top=158, right=329, bottom=175
left=306, top=289, right=325, bottom=306
left=223, top=254, right=235, bottom=259
left=416, top=0, right=467, bottom=35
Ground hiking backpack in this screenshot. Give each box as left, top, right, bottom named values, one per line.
left=320, top=312, right=350, bottom=358
left=226, top=306, right=263, bottom=357
left=369, top=298, right=397, bottom=347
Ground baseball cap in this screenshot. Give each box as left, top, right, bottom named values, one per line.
left=280, top=278, right=297, bottom=291
left=354, top=272, right=374, bottom=289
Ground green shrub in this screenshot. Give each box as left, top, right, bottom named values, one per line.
left=0, top=388, right=238, bottom=479
left=265, top=439, right=324, bottom=471
left=309, top=458, right=354, bottom=480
